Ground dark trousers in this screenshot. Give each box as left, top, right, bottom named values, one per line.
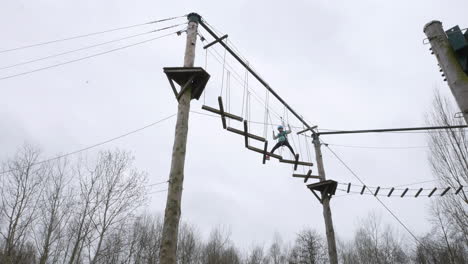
left=270, top=140, right=295, bottom=155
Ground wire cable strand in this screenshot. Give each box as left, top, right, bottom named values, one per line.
left=0, top=15, right=186, bottom=54
left=0, top=23, right=187, bottom=71
left=324, top=144, right=424, bottom=246
left=0, top=29, right=183, bottom=81
left=0, top=113, right=176, bottom=175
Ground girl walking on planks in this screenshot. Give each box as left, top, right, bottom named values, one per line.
left=266, top=124, right=295, bottom=160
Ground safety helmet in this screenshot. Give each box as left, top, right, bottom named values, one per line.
left=278, top=125, right=283, bottom=130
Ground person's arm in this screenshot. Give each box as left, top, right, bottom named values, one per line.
left=272, top=130, right=278, bottom=139
left=285, top=124, right=292, bottom=134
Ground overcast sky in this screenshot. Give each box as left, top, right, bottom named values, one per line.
left=1, top=0, right=467, bottom=250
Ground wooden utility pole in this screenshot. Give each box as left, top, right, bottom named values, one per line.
left=312, top=134, right=338, bottom=264
left=424, top=20, right=468, bottom=124
left=159, top=13, right=200, bottom=264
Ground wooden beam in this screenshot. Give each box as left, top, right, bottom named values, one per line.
left=415, top=188, right=423, bottom=198
left=347, top=183, right=351, bottom=193
left=310, top=189, right=322, bottom=204
left=167, top=75, right=179, bottom=99
left=374, top=186, right=380, bottom=196
left=387, top=187, right=395, bottom=197
left=296, top=125, right=318, bottom=135
left=201, top=105, right=243, bottom=121
left=203, top=34, right=228, bottom=49
left=304, top=169, right=313, bottom=183
left=292, top=172, right=320, bottom=181
left=455, top=186, right=463, bottom=195
left=360, top=185, right=366, bottom=195
left=247, top=146, right=282, bottom=159
left=440, top=187, right=451, bottom=196
left=226, top=127, right=266, bottom=142
left=428, top=187, right=437, bottom=197
left=218, top=96, right=227, bottom=129
left=279, top=159, right=313, bottom=167
left=262, top=141, right=268, bottom=164
left=243, top=121, right=249, bottom=147
left=401, top=188, right=409, bottom=197
left=176, top=75, right=196, bottom=101
left=293, top=154, right=300, bottom=171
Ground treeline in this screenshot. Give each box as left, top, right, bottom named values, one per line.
left=0, top=145, right=466, bottom=263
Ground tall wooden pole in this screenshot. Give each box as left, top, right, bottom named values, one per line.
left=312, top=134, right=338, bottom=264
left=159, top=13, right=200, bottom=264
left=424, top=21, right=468, bottom=124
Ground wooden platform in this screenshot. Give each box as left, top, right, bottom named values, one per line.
left=164, top=67, right=210, bottom=100
left=307, top=180, right=338, bottom=203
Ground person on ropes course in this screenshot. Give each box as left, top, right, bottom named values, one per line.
left=266, top=124, right=295, bottom=160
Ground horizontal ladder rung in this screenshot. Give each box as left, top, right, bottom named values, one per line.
left=279, top=159, right=314, bottom=167
left=247, top=146, right=282, bottom=159
left=201, top=105, right=243, bottom=121
left=292, top=174, right=320, bottom=179
left=227, top=127, right=266, bottom=142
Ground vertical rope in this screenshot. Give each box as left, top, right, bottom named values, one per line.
left=219, top=48, right=227, bottom=96
left=226, top=71, right=231, bottom=126
left=204, top=48, right=208, bottom=104
left=263, top=90, right=269, bottom=139
left=304, top=132, right=312, bottom=163
left=241, top=65, right=248, bottom=119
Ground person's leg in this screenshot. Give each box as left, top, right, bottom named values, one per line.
left=270, top=142, right=283, bottom=154
left=284, top=141, right=295, bottom=156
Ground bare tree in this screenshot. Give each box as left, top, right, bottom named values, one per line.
left=33, top=157, right=74, bottom=264
left=426, top=92, right=468, bottom=248
left=289, top=229, right=327, bottom=264
left=245, top=245, right=268, bottom=264
left=268, top=233, right=287, bottom=264
left=340, top=213, right=408, bottom=264
left=0, top=145, right=44, bottom=263
left=88, top=150, right=147, bottom=264
left=200, top=227, right=241, bottom=264
left=177, top=222, right=201, bottom=264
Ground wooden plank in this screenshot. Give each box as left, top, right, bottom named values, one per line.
left=387, top=187, right=395, bottom=197
left=218, top=96, right=227, bottom=129
left=262, top=141, right=268, bottom=164
left=440, top=187, right=451, bottom=196
left=415, top=188, right=423, bottom=197
left=201, top=105, right=243, bottom=121
left=374, top=186, right=380, bottom=196
left=428, top=187, right=437, bottom=197
left=304, top=169, right=312, bottom=183
left=309, top=189, right=322, bottom=204
left=360, top=185, right=366, bottom=195
left=347, top=183, right=351, bottom=193
left=203, top=34, right=228, bottom=49
left=401, top=188, right=409, bottom=197
left=293, top=154, right=300, bottom=171
left=296, top=125, right=318, bottom=135
left=226, top=127, right=266, bottom=142
left=176, top=75, right=196, bottom=101
left=455, top=186, right=463, bottom=194
left=247, top=146, right=282, bottom=159
left=279, top=159, right=314, bottom=167
left=167, top=75, right=179, bottom=99
left=292, top=172, right=320, bottom=180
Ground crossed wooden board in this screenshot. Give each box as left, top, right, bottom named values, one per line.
left=202, top=96, right=319, bottom=183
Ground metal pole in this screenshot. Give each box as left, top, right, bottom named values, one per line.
left=424, top=21, right=468, bottom=124
left=313, top=134, right=338, bottom=264
left=159, top=13, right=200, bottom=264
